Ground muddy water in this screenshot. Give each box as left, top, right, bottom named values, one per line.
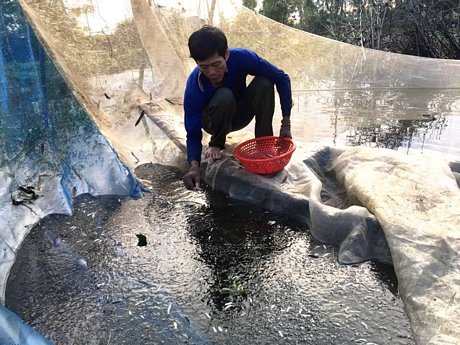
left=6, top=164, right=414, bottom=345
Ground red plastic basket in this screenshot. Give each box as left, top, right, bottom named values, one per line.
left=234, top=136, right=296, bottom=175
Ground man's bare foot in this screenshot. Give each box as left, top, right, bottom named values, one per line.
left=204, top=146, right=223, bottom=160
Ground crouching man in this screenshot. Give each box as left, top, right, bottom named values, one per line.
left=183, top=26, right=293, bottom=190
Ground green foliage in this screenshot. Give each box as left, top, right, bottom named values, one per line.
left=243, top=0, right=258, bottom=10
left=219, top=276, right=248, bottom=302
left=259, top=0, right=460, bottom=58
left=261, top=0, right=298, bottom=25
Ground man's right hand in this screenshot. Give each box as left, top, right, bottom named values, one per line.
left=183, top=163, right=201, bottom=190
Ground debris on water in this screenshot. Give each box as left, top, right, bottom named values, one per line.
left=268, top=220, right=276, bottom=225
left=11, top=185, right=39, bottom=205
left=173, top=321, right=178, bottom=330
left=218, top=326, right=223, bottom=332
left=361, top=321, right=369, bottom=330
left=75, top=258, right=88, bottom=269
left=212, top=326, right=217, bottom=333
left=205, top=313, right=211, bottom=319
left=167, top=303, right=172, bottom=314
left=278, top=330, right=284, bottom=337
left=136, top=233, right=147, bottom=246
left=53, top=236, right=61, bottom=247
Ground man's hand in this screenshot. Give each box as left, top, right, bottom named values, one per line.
left=204, top=146, right=223, bottom=160
left=279, top=117, right=292, bottom=139
left=183, top=162, right=201, bottom=190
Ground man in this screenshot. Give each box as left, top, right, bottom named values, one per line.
left=182, top=26, right=292, bottom=190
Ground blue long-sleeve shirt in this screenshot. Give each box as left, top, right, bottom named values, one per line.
left=184, top=48, right=292, bottom=164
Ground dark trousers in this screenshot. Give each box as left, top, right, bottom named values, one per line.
left=202, top=76, right=275, bottom=149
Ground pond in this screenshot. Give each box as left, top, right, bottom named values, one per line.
left=289, top=89, right=460, bottom=160
left=6, top=164, right=414, bottom=345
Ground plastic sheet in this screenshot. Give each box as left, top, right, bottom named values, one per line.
left=0, top=304, right=51, bottom=345
left=0, top=0, right=143, bottom=306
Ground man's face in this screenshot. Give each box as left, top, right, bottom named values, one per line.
left=196, top=50, right=229, bottom=87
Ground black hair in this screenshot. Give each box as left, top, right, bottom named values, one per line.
left=188, top=26, right=228, bottom=61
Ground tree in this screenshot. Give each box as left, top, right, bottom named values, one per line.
left=243, top=0, right=258, bottom=10
left=259, top=0, right=460, bottom=58
left=261, top=0, right=298, bottom=25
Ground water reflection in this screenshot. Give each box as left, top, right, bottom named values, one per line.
left=290, top=89, right=460, bottom=159
left=185, top=190, right=291, bottom=311
left=345, top=115, right=448, bottom=151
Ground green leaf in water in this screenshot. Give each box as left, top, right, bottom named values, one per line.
left=220, top=287, right=233, bottom=295
left=136, top=234, right=147, bottom=246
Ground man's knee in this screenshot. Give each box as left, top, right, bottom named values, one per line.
left=255, top=76, right=274, bottom=91
left=212, top=87, right=235, bottom=108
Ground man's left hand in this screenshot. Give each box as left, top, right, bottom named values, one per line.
left=279, top=117, right=292, bottom=139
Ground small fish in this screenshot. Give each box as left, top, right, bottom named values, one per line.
left=135, top=109, right=145, bottom=126
left=223, top=302, right=237, bottom=311
left=104, top=93, right=111, bottom=99
left=134, top=298, right=149, bottom=306
left=167, top=303, right=172, bottom=314
left=131, top=151, right=140, bottom=164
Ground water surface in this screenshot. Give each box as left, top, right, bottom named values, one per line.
left=6, top=164, right=414, bottom=344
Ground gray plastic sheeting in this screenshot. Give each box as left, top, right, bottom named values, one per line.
left=0, top=1, right=143, bottom=343
left=203, top=145, right=460, bottom=344
left=0, top=304, right=51, bottom=345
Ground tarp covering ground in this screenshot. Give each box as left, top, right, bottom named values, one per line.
left=0, top=0, right=459, bottom=344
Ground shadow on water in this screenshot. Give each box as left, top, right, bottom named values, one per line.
left=6, top=163, right=414, bottom=345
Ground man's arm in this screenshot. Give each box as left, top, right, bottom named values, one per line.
left=243, top=51, right=292, bottom=139
left=183, top=71, right=205, bottom=190
left=237, top=48, right=293, bottom=119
